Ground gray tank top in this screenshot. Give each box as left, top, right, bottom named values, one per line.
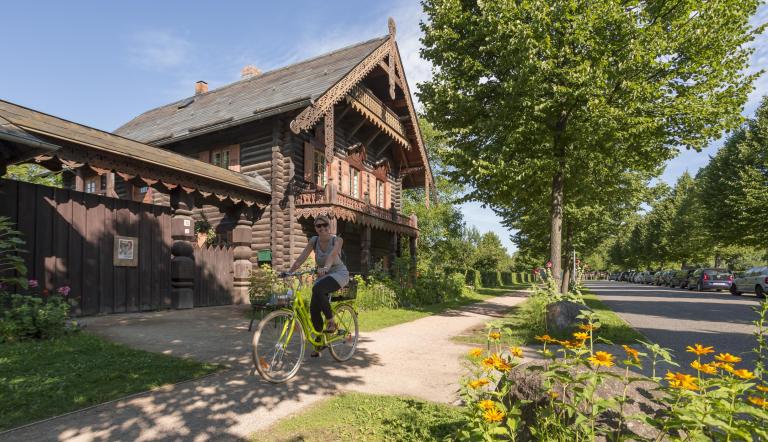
left=311, top=235, right=350, bottom=287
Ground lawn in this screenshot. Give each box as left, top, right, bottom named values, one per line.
left=358, top=284, right=530, bottom=332
left=454, top=289, right=644, bottom=346
left=0, top=332, right=220, bottom=431
left=258, top=392, right=466, bottom=441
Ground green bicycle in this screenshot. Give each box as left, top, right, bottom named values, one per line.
left=252, top=269, right=359, bottom=383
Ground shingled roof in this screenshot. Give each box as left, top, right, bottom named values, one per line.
left=114, top=36, right=389, bottom=144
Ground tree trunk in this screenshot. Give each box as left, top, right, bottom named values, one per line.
left=714, top=253, right=722, bottom=268
left=560, top=224, right=573, bottom=294
left=550, top=111, right=568, bottom=292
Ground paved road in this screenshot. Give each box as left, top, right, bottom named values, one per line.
left=587, top=281, right=763, bottom=373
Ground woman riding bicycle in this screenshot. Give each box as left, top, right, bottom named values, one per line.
left=288, top=215, right=349, bottom=356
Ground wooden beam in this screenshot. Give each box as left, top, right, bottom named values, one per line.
left=348, top=118, right=367, bottom=140
left=335, top=105, right=352, bottom=125
left=365, top=128, right=382, bottom=148
left=374, top=138, right=393, bottom=157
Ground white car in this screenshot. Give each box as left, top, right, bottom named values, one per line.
left=731, top=266, right=768, bottom=299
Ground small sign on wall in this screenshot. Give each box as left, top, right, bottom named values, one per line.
left=114, top=236, right=139, bottom=267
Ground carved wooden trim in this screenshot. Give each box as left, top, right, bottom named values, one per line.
left=324, top=107, right=334, bottom=164
left=289, top=39, right=392, bottom=134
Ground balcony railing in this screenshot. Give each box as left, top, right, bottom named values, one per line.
left=295, top=183, right=416, bottom=229
left=346, top=85, right=409, bottom=147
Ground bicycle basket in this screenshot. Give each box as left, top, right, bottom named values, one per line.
left=331, top=279, right=358, bottom=302
left=267, top=290, right=295, bottom=307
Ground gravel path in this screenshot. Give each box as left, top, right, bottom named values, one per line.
left=587, top=281, right=762, bottom=373
left=1, top=292, right=527, bottom=441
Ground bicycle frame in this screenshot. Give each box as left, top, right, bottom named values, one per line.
left=274, top=271, right=355, bottom=348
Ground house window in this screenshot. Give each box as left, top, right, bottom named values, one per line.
left=212, top=149, right=230, bottom=169
left=376, top=180, right=385, bottom=207
left=349, top=168, right=360, bottom=198
left=84, top=178, right=97, bottom=194
left=314, top=150, right=327, bottom=187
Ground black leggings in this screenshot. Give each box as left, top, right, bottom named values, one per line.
left=310, top=276, right=341, bottom=332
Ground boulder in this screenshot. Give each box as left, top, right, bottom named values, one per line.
left=545, top=300, right=592, bottom=336
left=500, top=362, right=668, bottom=441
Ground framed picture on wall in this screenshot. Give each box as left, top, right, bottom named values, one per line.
left=114, top=236, right=138, bottom=267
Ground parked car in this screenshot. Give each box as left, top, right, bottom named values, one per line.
left=634, top=272, right=646, bottom=283
left=653, top=270, right=669, bottom=286
left=618, top=271, right=628, bottom=281
left=731, top=266, right=768, bottom=299
left=642, top=271, right=657, bottom=284
left=670, top=269, right=695, bottom=288
left=687, top=268, right=733, bottom=292
left=662, top=269, right=677, bottom=286
left=609, top=272, right=620, bottom=281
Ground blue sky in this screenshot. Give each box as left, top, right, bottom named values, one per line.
left=2, top=1, right=766, bottom=254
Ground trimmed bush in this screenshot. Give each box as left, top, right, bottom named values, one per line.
left=501, top=272, right=513, bottom=285
left=465, top=269, right=482, bottom=288
left=480, top=271, right=502, bottom=287
left=355, top=275, right=399, bottom=311
left=0, top=293, right=74, bottom=342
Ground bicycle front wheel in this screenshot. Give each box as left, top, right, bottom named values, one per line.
left=328, top=304, right=359, bottom=362
left=252, top=310, right=305, bottom=383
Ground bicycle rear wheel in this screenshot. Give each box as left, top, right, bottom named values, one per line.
left=328, top=304, right=359, bottom=362
left=252, top=310, right=305, bottom=383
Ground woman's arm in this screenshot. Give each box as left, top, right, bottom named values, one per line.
left=289, top=240, right=314, bottom=273
left=320, top=237, right=344, bottom=273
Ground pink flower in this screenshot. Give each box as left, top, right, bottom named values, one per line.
left=28, top=279, right=39, bottom=288
left=546, top=261, right=552, bottom=269
left=57, top=286, right=71, bottom=297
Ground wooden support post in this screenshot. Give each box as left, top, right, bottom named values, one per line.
left=230, top=202, right=255, bottom=304
left=170, top=188, right=195, bottom=309
left=389, top=232, right=398, bottom=272
left=74, top=168, right=84, bottom=192
left=361, top=225, right=371, bottom=276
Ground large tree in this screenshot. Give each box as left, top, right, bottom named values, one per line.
left=419, top=0, right=762, bottom=291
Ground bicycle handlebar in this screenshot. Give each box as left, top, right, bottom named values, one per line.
left=278, top=269, right=316, bottom=278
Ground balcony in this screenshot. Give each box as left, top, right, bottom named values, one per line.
left=346, top=85, right=410, bottom=149
left=295, top=182, right=418, bottom=235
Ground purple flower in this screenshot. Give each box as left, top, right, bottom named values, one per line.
left=28, top=279, right=39, bottom=288
left=57, top=286, right=71, bottom=297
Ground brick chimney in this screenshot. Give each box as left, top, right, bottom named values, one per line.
left=241, top=65, right=262, bottom=79
left=195, top=81, right=208, bottom=95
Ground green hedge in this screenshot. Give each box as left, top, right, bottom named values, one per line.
left=465, top=269, right=482, bottom=288
left=480, top=271, right=502, bottom=287
left=501, top=272, right=513, bottom=285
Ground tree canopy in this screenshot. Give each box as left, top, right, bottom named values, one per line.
left=419, top=0, right=763, bottom=290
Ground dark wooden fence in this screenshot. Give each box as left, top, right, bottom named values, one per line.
left=0, top=179, right=172, bottom=315
left=193, top=244, right=234, bottom=307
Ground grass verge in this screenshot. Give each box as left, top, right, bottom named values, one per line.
left=358, top=284, right=530, bottom=332
left=454, top=289, right=643, bottom=346
left=258, top=392, right=466, bottom=442
left=0, top=332, right=220, bottom=431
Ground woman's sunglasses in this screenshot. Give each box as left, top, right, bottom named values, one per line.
left=315, top=223, right=329, bottom=229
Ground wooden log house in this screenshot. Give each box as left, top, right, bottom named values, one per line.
left=112, top=18, right=433, bottom=275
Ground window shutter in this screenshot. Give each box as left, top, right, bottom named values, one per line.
left=228, top=145, right=240, bottom=172
left=304, top=142, right=314, bottom=182
left=198, top=150, right=210, bottom=163
left=341, top=163, right=349, bottom=194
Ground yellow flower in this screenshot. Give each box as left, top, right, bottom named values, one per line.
left=622, top=345, right=640, bottom=363
left=686, top=344, right=715, bottom=356
left=509, top=347, right=523, bottom=358
left=468, top=348, right=483, bottom=358
left=748, top=396, right=767, bottom=408
left=715, top=353, right=742, bottom=364
left=488, top=331, right=502, bottom=341
left=573, top=332, right=589, bottom=341
left=483, top=407, right=505, bottom=423
left=478, top=399, right=496, bottom=411
left=481, top=357, right=496, bottom=370
left=715, top=362, right=735, bottom=373
left=756, top=385, right=768, bottom=393
left=588, top=351, right=615, bottom=367
left=563, top=339, right=585, bottom=349
left=535, top=334, right=555, bottom=343
left=578, top=323, right=599, bottom=331
left=492, top=354, right=512, bottom=372
left=548, top=390, right=559, bottom=399
left=733, top=369, right=755, bottom=380
left=468, top=378, right=490, bottom=389
left=690, top=360, right=717, bottom=375
left=666, top=371, right=699, bottom=391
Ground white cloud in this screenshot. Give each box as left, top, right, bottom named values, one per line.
left=127, top=30, right=192, bottom=71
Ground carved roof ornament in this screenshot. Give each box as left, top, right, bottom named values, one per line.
left=388, top=17, right=396, bottom=39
